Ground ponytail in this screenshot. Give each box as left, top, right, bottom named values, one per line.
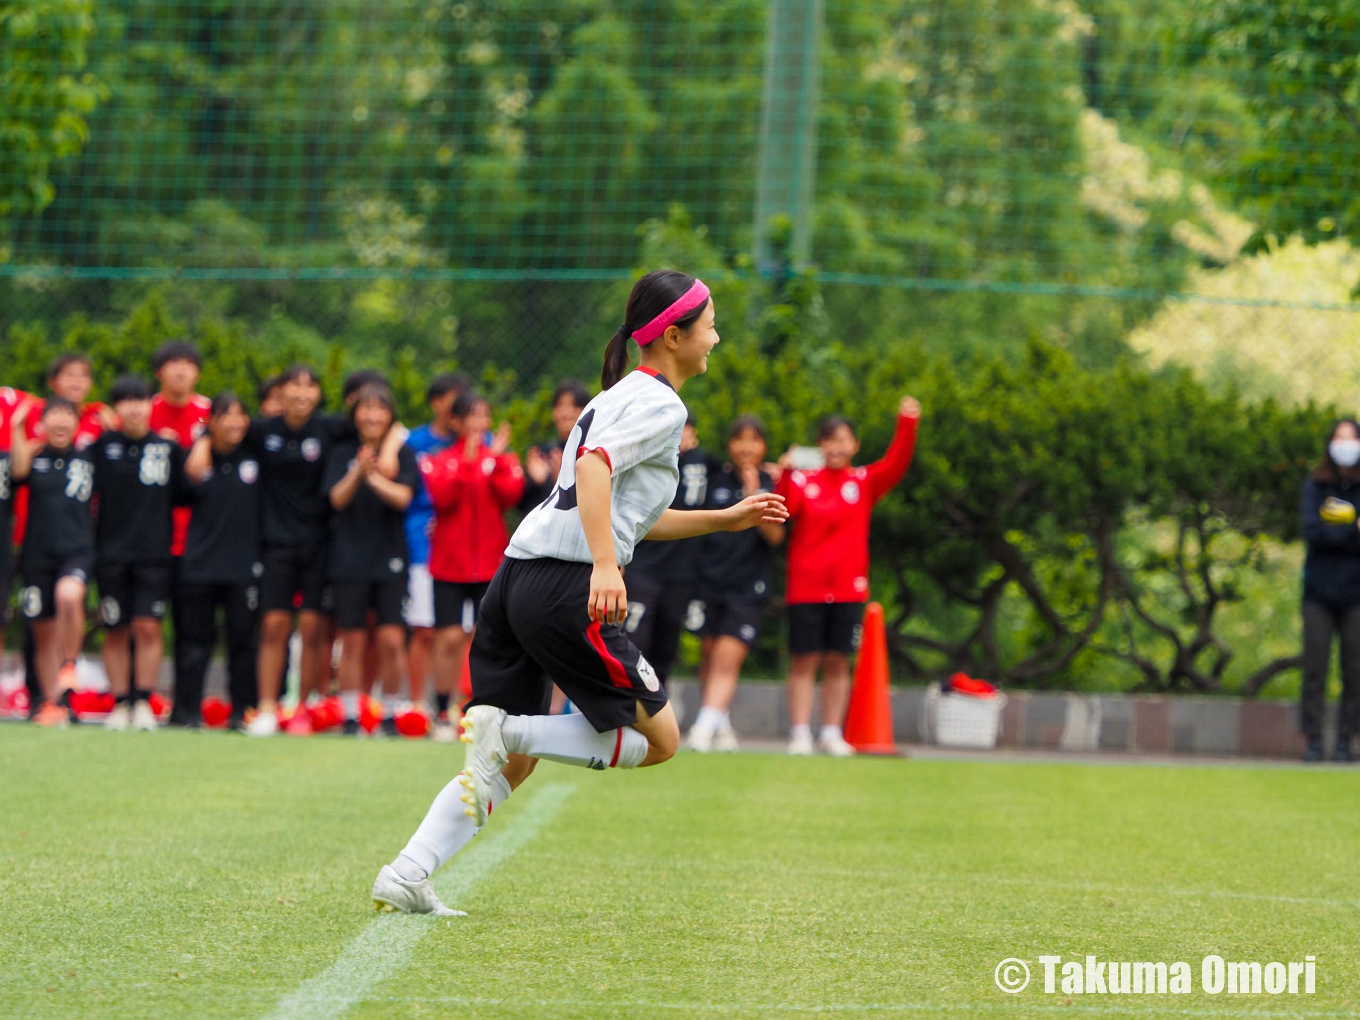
left=601, top=327, right=631, bottom=391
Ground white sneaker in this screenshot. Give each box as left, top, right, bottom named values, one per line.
left=818, top=731, right=857, bottom=757
left=132, top=699, right=158, bottom=731
left=371, top=864, right=466, bottom=917
left=714, top=722, right=740, bottom=753
left=245, top=711, right=278, bottom=737
left=787, top=731, right=815, bottom=756
left=458, top=706, right=508, bottom=827
left=431, top=717, right=456, bottom=744
left=104, top=703, right=131, bottom=732
left=686, top=725, right=715, bottom=753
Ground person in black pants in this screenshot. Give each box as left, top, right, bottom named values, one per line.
left=174, top=394, right=262, bottom=730
left=1300, top=418, right=1360, bottom=763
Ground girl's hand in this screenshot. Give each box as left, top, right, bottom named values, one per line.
left=12, top=397, right=35, bottom=430
left=525, top=446, right=551, bottom=485
left=739, top=463, right=762, bottom=496
left=490, top=421, right=513, bottom=457
left=899, top=395, right=921, bottom=419
left=724, top=492, right=788, bottom=532
left=588, top=563, right=628, bottom=625
left=355, top=444, right=376, bottom=476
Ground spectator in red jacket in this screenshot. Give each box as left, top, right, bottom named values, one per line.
left=421, top=392, right=525, bottom=740
left=776, top=396, right=920, bottom=756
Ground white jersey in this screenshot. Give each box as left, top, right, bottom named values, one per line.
left=507, top=368, right=687, bottom=567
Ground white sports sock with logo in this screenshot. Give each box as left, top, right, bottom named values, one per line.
left=395, top=772, right=513, bottom=880
left=502, top=713, right=649, bottom=770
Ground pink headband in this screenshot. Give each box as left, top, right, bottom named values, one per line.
left=631, top=280, right=710, bottom=346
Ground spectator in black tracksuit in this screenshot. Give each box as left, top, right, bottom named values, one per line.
left=623, top=414, right=710, bottom=686
left=518, top=378, right=591, bottom=515
left=174, top=393, right=261, bottom=730
left=1300, top=417, right=1360, bottom=763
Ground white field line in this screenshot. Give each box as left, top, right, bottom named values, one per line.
left=265, top=780, right=573, bottom=1020
left=365, top=995, right=1356, bottom=1018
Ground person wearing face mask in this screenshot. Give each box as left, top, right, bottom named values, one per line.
left=1299, top=419, right=1360, bottom=763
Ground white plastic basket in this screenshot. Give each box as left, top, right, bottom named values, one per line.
left=920, top=682, right=1007, bottom=749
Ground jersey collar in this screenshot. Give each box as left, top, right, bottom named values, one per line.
left=634, top=366, right=674, bottom=391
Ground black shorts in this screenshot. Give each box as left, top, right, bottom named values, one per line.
left=434, top=579, right=490, bottom=632
left=698, top=599, right=765, bottom=647
left=624, top=573, right=700, bottom=684
left=466, top=557, right=669, bottom=732
left=96, top=561, right=171, bottom=627
left=332, top=577, right=408, bottom=630
left=788, top=602, right=864, bottom=655
left=18, top=558, right=92, bottom=622
left=260, top=544, right=330, bottom=614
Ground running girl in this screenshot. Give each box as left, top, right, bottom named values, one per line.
left=372, top=270, right=788, bottom=915
left=176, top=394, right=261, bottom=730
left=777, top=397, right=920, bottom=756
left=686, top=415, right=785, bottom=752
left=422, top=391, right=524, bottom=742
left=324, top=384, right=420, bottom=736
left=10, top=398, right=95, bottom=727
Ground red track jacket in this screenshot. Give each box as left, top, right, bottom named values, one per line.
left=423, top=438, right=525, bottom=584
left=777, top=412, right=918, bottom=605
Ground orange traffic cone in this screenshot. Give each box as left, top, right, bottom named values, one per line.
left=843, top=602, right=899, bottom=755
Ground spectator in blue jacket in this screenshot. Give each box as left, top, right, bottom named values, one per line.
left=1300, top=418, right=1360, bottom=763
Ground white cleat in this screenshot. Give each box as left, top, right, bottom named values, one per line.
left=370, top=864, right=466, bottom=917
left=686, top=725, right=715, bottom=753
left=132, top=700, right=158, bottom=731
left=713, top=722, right=740, bottom=753
left=458, top=706, right=508, bottom=827
left=104, top=703, right=131, bottom=731
left=787, top=731, right=815, bottom=756
left=245, top=711, right=278, bottom=737
left=818, top=732, right=858, bottom=758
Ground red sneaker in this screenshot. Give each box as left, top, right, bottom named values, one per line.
left=285, top=706, right=314, bottom=736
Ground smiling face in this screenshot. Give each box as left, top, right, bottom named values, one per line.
left=355, top=396, right=394, bottom=444
left=670, top=298, right=720, bottom=378
left=552, top=393, right=585, bottom=442
left=42, top=406, right=79, bottom=449
left=283, top=373, right=322, bottom=421
left=210, top=402, right=249, bottom=448
left=728, top=426, right=768, bottom=471
left=819, top=423, right=860, bottom=471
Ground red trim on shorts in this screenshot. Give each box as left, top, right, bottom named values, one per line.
left=609, top=727, right=623, bottom=768
left=577, top=446, right=612, bottom=472
left=586, top=622, right=633, bottom=690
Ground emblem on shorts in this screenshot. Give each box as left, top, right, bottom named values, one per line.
left=239, top=459, right=259, bottom=484
left=150, top=600, right=166, bottom=618
left=302, top=438, right=322, bottom=462
left=251, top=561, right=264, bottom=577
left=20, top=586, right=42, bottom=619
left=637, top=655, right=660, bottom=693
left=841, top=480, right=861, bottom=504
left=100, top=597, right=121, bottom=627
left=740, top=624, right=757, bottom=642
left=754, top=580, right=767, bottom=595
left=389, top=557, right=404, bottom=573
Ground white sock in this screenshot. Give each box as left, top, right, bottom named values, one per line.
left=694, top=706, right=725, bottom=733
left=819, top=724, right=843, bottom=742
left=502, top=713, right=648, bottom=769
left=341, top=691, right=360, bottom=720
left=790, top=723, right=812, bottom=739
left=720, top=710, right=733, bottom=729
left=383, top=694, right=400, bottom=718
left=395, top=772, right=513, bottom=880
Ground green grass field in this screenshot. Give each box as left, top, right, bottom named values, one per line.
left=4, top=726, right=1359, bottom=1020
